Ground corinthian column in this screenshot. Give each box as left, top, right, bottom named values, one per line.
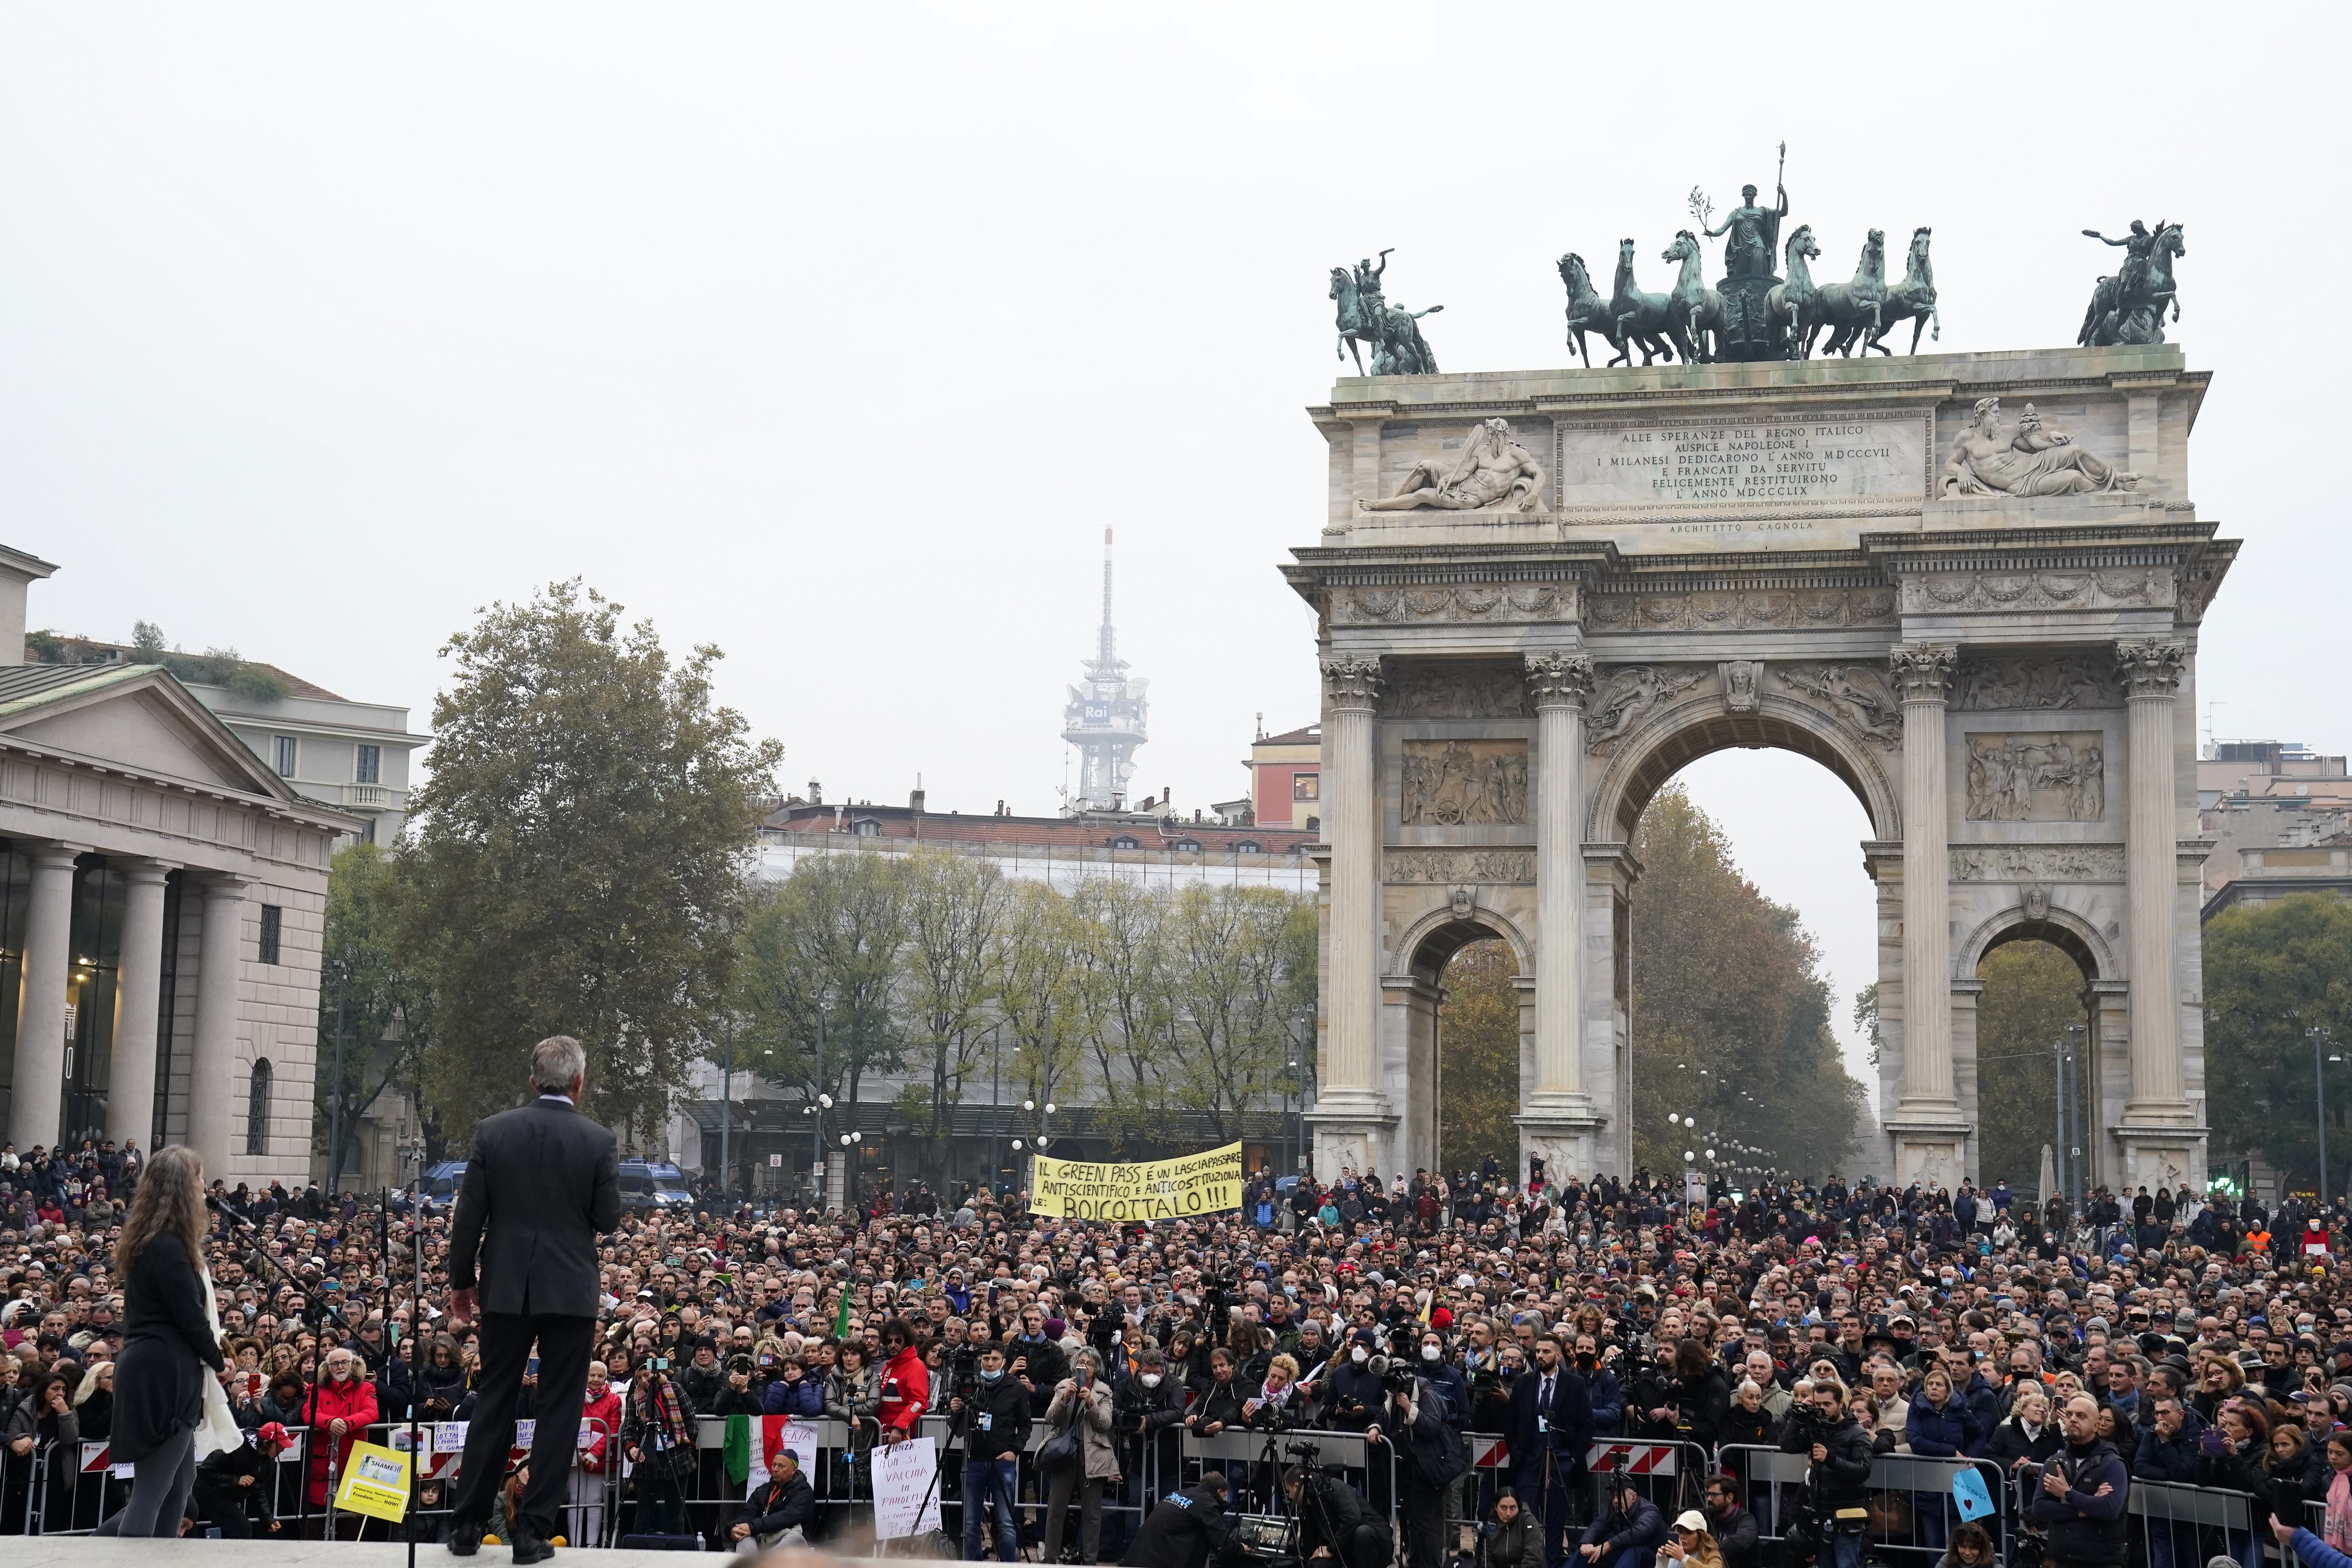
left=9, top=844, right=84, bottom=1152
left=107, top=860, right=174, bottom=1150
left=1315, top=657, right=1385, bottom=1142
left=1526, top=653, right=1593, bottom=1110
left=187, top=874, right=249, bottom=1175
left=1891, top=643, right=1960, bottom=1118
left=2117, top=638, right=2189, bottom=1115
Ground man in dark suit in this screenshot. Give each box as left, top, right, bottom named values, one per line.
left=445, top=1034, right=622, bottom=1563
left=1512, top=1333, right=1593, bottom=1568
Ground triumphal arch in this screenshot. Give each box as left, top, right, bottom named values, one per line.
left=1284, top=343, right=2236, bottom=1191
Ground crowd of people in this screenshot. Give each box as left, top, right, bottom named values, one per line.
left=5, top=1137, right=2352, bottom=1568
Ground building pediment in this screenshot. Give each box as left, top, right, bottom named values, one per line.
left=0, top=663, right=314, bottom=804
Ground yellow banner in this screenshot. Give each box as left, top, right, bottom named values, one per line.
left=1031, top=1142, right=1244, bottom=1222
left=333, top=1440, right=411, bottom=1524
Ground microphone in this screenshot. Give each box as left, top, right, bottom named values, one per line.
left=206, top=1194, right=257, bottom=1231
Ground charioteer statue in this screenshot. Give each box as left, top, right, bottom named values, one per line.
left=1695, top=146, right=1793, bottom=360
left=2078, top=218, right=2186, bottom=346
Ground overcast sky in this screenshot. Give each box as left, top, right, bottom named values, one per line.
left=3, top=7, right=2345, bottom=1077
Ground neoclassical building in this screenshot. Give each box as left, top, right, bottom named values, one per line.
left=1284, top=343, right=2235, bottom=1191
left=0, top=546, right=350, bottom=1184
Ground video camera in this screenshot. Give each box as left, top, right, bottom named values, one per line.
left=1365, top=1354, right=1418, bottom=1398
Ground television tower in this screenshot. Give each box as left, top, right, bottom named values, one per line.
left=1061, top=528, right=1148, bottom=813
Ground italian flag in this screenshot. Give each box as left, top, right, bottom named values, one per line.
left=742, top=1415, right=806, bottom=1495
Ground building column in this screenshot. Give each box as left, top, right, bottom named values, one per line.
left=2117, top=639, right=2194, bottom=1128
left=1885, top=645, right=1968, bottom=1186
left=186, top=874, right=248, bottom=1175
left=1520, top=653, right=1603, bottom=1178
left=107, top=861, right=174, bottom=1150
left=8, top=845, right=85, bottom=1152
left=1309, top=655, right=1391, bottom=1174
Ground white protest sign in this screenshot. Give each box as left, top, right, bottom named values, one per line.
left=871, top=1436, right=943, bottom=1541
left=515, top=1420, right=537, bottom=1450
left=434, top=1423, right=469, bottom=1454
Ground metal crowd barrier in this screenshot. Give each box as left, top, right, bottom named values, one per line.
left=2036, top=1468, right=2263, bottom=1568
left=1724, top=1444, right=2012, bottom=1567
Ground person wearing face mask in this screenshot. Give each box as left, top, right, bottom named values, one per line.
left=1420, top=1329, right=1472, bottom=1434
left=1327, top=1330, right=1386, bottom=1433
left=1118, top=1351, right=1188, bottom=1521
left=952, top=1342, right=1030, bottom=1563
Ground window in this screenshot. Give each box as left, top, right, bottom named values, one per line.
left=246, top=1059, right=271, bottom=1156
left=258, top=905, right=282, bottom=965
left=271, top=735, right=296, bottom=776
left=1173, top=839, right=1202, bottom=853
left=1293, top=773, right=1320, bottom=801
left=1109, top=835, right=1141, bottom=851
left=355, top=744, right=382, bottom=785
left=1234, top=841, right=1262, bottom=855
left=849, top=818, right=881, bottom=838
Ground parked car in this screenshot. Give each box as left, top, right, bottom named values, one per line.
left=619, top=1160, right=697, bottom=1213
left=418, top=1160, right=468, bottom=1212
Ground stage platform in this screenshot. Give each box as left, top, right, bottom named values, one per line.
left=9, top=1540, right=867, bottom=1568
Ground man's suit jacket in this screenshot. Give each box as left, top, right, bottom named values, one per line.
left=449, top=1097, right=621, bottom=1318
left=1511, top=1363, right=1592, bottom=1475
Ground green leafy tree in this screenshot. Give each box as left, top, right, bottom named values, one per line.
left=1070, top=877, right=1177, bottom=1150
left=1162, top=884, right=1303, bottom=1143
left=900, top=849, right=1014, bottom=1181
left=1628, top=786, right=1867, bottom=1182
left=316, top=841, right=438, bottom=1178
left=1439, top=940, right=1521, bottom=1169
left=403, top=581, right=781, bottom=1146
left=1972, top=941, right=2085, bottom=1194
left=734, top=850, right=907, bottom=1106
left=998, top=878, right=1092, bottom=1146
left=2206, top=894, right=2352, bottom=1195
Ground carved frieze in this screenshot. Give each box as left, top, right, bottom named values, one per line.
left=1333, top=582, right=1577, bottom=625
left=1954, top=653, right=2121, bottom=712
left=1964, top=732, right=2105, bottom=822
left=1401, top=740, right=1529, bottom=826
left=1773, top=663, right=1904, bottom=748
left=1584, top=666, right=1706, bottom=751
left=1384, top=848, right=1537, bottom=885
left=1380, top=659, right=1528, bottom=719
left=1950, top=844, right=2126, bottom=882
left=1901, top=569, right=2173, bottom=615
left=1585, top=587, right=1896, bottom=633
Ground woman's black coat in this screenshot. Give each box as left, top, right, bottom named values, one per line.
left=112, top=1229, right=226, bottom=1462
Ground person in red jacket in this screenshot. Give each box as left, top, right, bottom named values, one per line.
left=877, top=1319, right=929, bottom=1444
left=305, top=1345, right=382, bottom=1526
left=572, top=1360, right=623, bottom=1546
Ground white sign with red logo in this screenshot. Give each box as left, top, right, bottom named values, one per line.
left=1586, top=1441, right=1680, bottom=1475
left=79, top=1441, right=136, bottom=1479
left=1471, top=1436, right=1511, bottom=1468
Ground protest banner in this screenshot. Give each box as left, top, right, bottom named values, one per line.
left=335, top=1441, right=412, bottom=1524
left=871, top=1436, right=943, bottom=1541
left=1030, top=1142, right=1243, bottom=1222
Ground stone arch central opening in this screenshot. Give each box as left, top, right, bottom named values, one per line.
left=1608, top=710, right=1892, bottom=842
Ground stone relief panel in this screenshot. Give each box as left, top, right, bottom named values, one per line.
left=1953, top=653, right=2122, bottom=712
left=1585, top=667, right=1707, bottom=751
left=1772, top=663, right=1904, bottom=748
left=1585, top=586, right=1896, bottom=633
left=1964, top=732, right=2105, bottom=822
left=1401, top=741, right=1529, bottom=826
left=1380, top=659, right=1528, bottom=719
left=1333, top=582, right=1577, bottom=625
left=1902, top=569, right=2173, bottom=615
left=1949, top=845, right=2126, bottom=882
left=1384, top=849, right=1537, bottom=885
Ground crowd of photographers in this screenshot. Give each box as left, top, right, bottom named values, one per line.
left=6, top=1141, right=2352, bottom=1568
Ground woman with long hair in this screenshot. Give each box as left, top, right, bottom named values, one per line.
left=95, top=1144, right=225, bottom=1537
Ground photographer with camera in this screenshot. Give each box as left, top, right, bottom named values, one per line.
left=949, top=1341, right=1030, bottom=1564
left=1369, top=1355, right=1471, bottom=1568
left=1286, top=1459, right=1386, bottom=1568
left=1512, top=1335, right=1591, bottom=1568
left=1124, top=1469, right=1237, bottom=1568
left=1119, top=1350, right=1188, bottom=1514
left=1777, top=1379, right=1871, bottom=1568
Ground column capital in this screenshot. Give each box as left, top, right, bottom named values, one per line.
left=23, top=841, right=91, bottom=870
left=118, top=858, right=177, bottom=887
left=2114, top=638, right=2187, bottom=698
left=1320, top=655, right=1385, bottom=710
left=1889, top=643, right=1958, bottom=702
left=197, top=871, right=253, bottom=900
left=1525, top=652, right=1594, bottom=710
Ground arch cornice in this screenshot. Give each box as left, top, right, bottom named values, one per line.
left=1388, top=898, right=1534, bottom=985
left=1956, top=901, right=2120, bottom=983
left=1581, top=686, right=1903, bottom=843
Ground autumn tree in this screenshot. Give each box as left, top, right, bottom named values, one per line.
left=1628, top=786, right=1867, bottom=1182
left=1438, top=940, right=1520, bottom=1169
left=898, top=850, right=1014, bottom=1177
left=2206, top=894, right=2352, bottom=1196
left=315, top=841, right=437, bottom=1177
left=1162, top=885, right=1308, bottom=1142
left=1972, top=940, right=2086, bottom=1195
left=734, top=849, right=907, bottom=1106
left=403, top=581, right=780, bottom=1145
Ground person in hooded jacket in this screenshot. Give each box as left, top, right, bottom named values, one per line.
left=952, top=1340, right=1031, bottom=1563
left=1325, top=1332, right=1385, bottom=1433
left=1577, top=1470, right=1666, bottom=1568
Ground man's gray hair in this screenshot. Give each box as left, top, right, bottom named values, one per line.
left=532, top=1034, right=587, bottom=1094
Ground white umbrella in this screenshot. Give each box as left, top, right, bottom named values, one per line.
left=2038, top=1143, right=2058, bottom=1206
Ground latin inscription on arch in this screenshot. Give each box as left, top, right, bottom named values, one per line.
left=1557, top=412, right=1928, bottom=511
